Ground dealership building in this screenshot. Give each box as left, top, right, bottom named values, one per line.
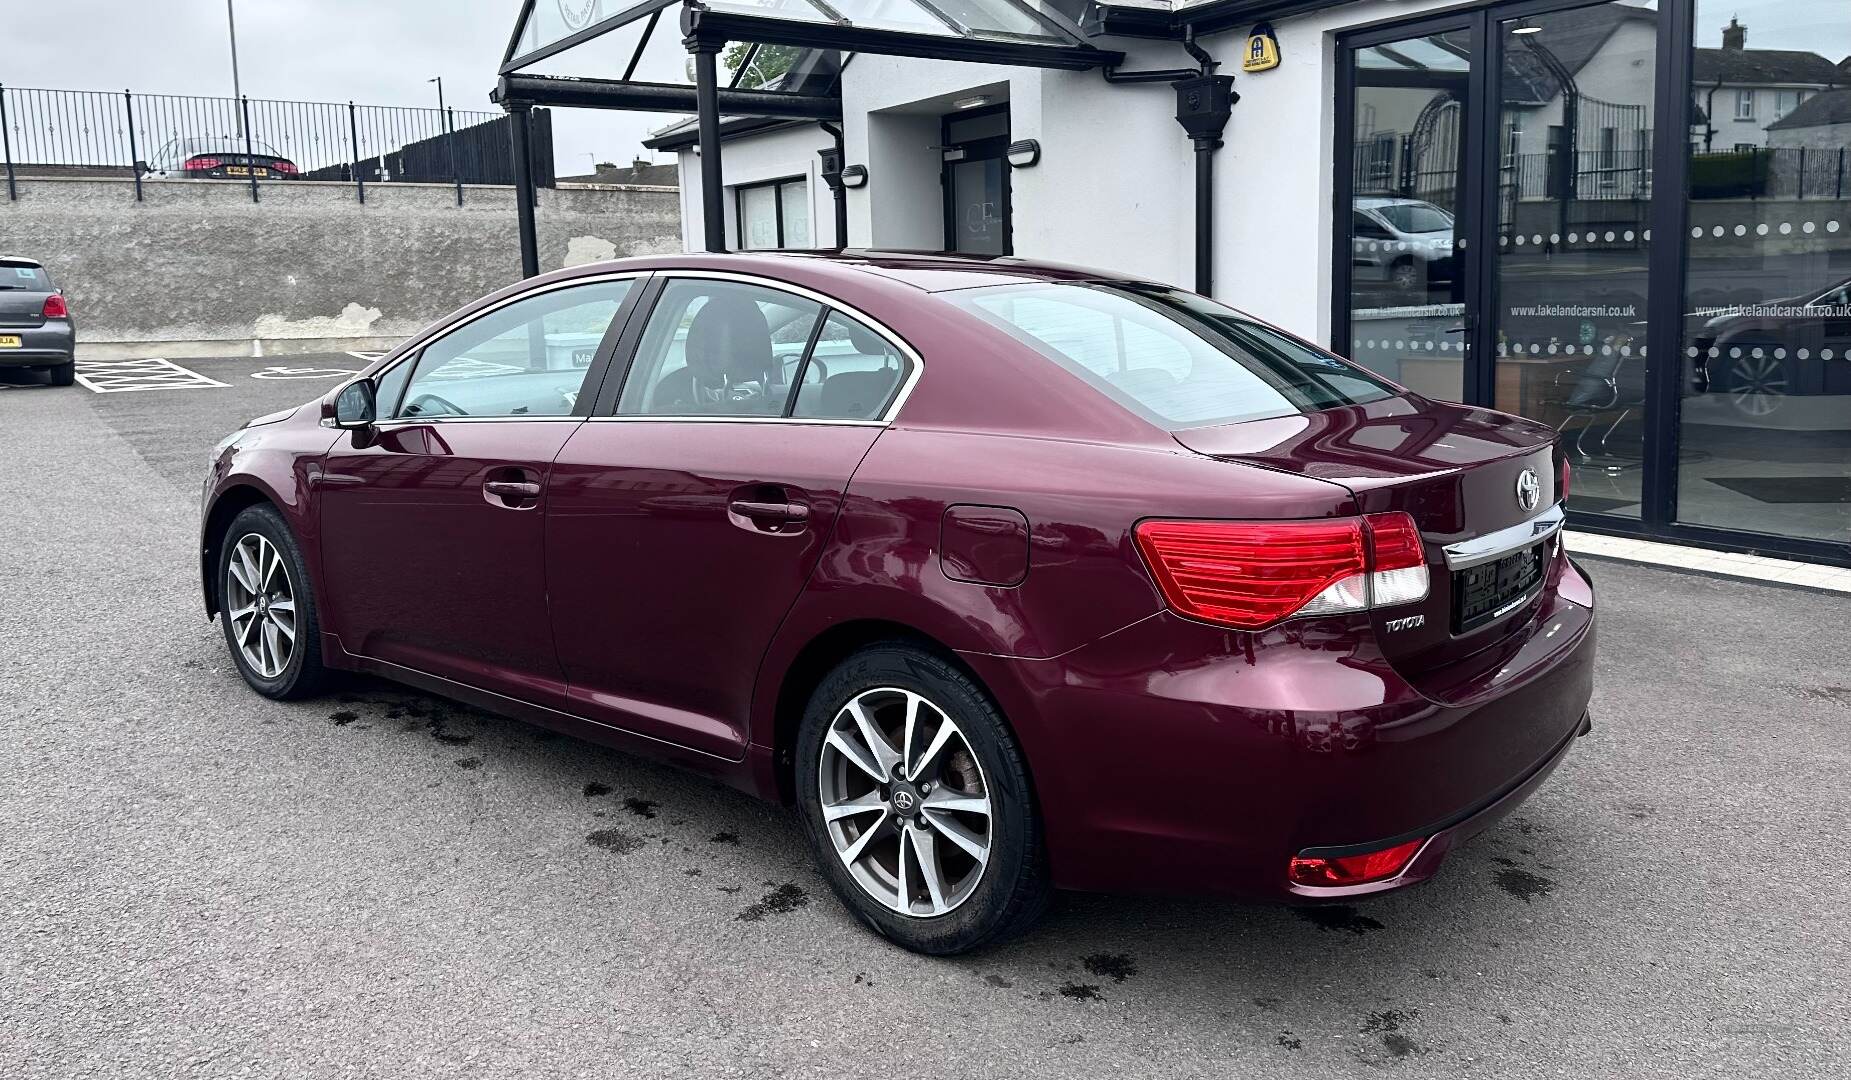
left=498, top=0, right=1850, bottom=566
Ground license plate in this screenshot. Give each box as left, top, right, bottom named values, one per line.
left=225, top=166, right=268, bottom=177
left=1452, top=543, right=1546, bottom=633
left=0, top=335, right=20, bottom=349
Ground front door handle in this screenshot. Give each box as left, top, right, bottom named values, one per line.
left=728, top=499, right=809, bottom=523
left=485, top=480, right=542, bottom=499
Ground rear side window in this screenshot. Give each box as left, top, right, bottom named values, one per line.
left=790, top=311, right=908, bottom=420
left=2, top=265, right=51, bottom=290
left=949, top=282, right=1394, bottom=429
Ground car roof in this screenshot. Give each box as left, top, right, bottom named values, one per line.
left=0, top=255, right=44, bottom=268
left=547, top=249, right=1150, bottom=294
left=178, top=136, right=285, bottom=155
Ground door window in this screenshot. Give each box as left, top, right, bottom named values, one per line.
left=791, top=311, right=911, bottom=420
left=617, top=279, right=823, bottom=417
left=1342, top=26, right=1471, bottom=402
left=393, top=279, right=632, bottom=419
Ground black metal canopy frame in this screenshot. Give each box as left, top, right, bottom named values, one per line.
left=490, top=0, right=1125, bottom=272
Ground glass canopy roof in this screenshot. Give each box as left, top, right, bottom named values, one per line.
left=503, top=0, right=1113, bottom=77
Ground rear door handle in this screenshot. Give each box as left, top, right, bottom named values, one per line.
left=485, top=480, right=542, bottom=499
left=729, top=499, right=809, bottom=523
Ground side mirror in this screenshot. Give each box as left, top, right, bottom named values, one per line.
left=332, top=379, right=377, bottom=428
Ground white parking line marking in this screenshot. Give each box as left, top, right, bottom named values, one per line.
left=75, top=358, right=228, bottom=394
left=345, top=351, right=384, bottom=362
left=250, top=365, right=359, bottom=381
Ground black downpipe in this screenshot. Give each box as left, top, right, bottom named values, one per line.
left=1105, top=30, right=1234, bottom=296
left=1168, top=30, right=1236, bottom=297
left=819, top=121, right=849, bottom=250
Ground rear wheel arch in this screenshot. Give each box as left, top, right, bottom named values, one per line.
left=769, top=620, right=1025, bottom=806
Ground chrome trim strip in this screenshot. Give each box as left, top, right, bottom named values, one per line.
left=1442, top=503, right=1565, bottom=570
left=333, top=267, right=925, bottom=429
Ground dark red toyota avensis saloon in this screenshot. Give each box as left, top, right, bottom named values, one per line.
left=202, top=251, right=1594, bottom=954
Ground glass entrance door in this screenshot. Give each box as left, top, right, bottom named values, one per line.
left=1337, top=22, right=1476, bottom=403
left=942, top=106, right=1011, bottom=255
left=1490, top=2, right=1659, bottom=518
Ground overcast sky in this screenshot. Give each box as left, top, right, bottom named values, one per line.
left=4, top=1, right=1845, bottom=177
left=2, top=0, right=680, bottom=175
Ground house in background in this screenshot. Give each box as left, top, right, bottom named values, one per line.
left=1767, top=88, right=1851, bottom=152
left=1691, top=17, right=1842, bottom=151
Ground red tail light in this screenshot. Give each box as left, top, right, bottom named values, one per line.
left=185, top=156, right=223, bottom=171
left=271, top=160, right=298, bottom=175
left=1133, top=511, right=1429, bottom=631
left=41, top=294, right=69, bottom=319
left=1288, top=837, right=1426, bottom=887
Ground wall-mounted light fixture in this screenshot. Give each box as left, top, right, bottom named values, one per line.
left=1006, top=139, right=1041, bottom=168
left=839, top=164, right=869, bottom=188
left=952, top=94, right=993, bottom=110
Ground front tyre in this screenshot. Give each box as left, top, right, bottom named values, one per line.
left=217, top=503, right=327, bottom=700
left=795, top=643, right=1050, bottom=955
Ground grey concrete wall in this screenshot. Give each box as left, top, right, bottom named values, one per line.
left=0, top=177, right=680, bottom=356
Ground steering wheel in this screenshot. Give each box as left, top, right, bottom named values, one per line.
left=404, top=392, right=465, bottom=417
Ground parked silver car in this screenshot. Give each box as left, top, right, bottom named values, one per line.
left=1351, top=196, right=1457, bottom=296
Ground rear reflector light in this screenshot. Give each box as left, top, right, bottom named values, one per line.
left=1288, top=837, right=1426, bottom=887
left=1133, top=511, right=1429, bottom=631
left=271, top=160, right=298, bottom=175
left=185, top=156, right=223, bottom=171
left=41, top=294, right=69, bottom=319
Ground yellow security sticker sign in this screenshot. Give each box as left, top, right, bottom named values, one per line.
left=1243, top=22, right=1281, bottom=73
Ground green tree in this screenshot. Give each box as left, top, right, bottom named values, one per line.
left=722, top=43, right=801, bottom=90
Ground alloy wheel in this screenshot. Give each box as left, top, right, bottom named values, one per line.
left=225, top=533, right=296, bottom=679
left=1728, top=353, right=1788, bottom=417
left=817, top=687, right=993, bottom=918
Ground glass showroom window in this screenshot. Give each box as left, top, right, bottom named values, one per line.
left=1677, top=1, right=1851, bottom=544
left=736, top=178, right=812, bottom=250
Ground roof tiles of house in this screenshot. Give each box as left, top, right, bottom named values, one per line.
left=1767, top=87, right=1851, bottom=131
left=1693, top=46, right=1842, bottom=87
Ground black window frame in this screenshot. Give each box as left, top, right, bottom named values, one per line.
left=734, top=175, right=810, bottom=251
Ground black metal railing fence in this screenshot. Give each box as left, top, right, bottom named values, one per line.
left=0, top=85, right=554, bottom=202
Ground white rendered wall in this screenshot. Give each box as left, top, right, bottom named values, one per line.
left=674, top=0, right=1481, bottom=347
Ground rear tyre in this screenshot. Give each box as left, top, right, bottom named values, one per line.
left=217, top=503, right=328, bottom=700
left=795, top=643, right=1050, bottom=955
left=47, top=363, right=74, bottom=387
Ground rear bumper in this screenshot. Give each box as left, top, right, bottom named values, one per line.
left=963, top=558, right=1596, bottom=900
left=0, top=323, right=74, bottom=366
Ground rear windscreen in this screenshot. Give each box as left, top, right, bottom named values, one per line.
left=948, top=281, right=1395, bottom=430
left=1, top=265, right=50, bottom=290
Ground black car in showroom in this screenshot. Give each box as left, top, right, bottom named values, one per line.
left=0, top=256, right=75, bottom=387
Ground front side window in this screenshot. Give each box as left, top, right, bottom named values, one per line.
left=950, top=282, right=1395, bottom=430
left=393, top=279, right=632, bottom=419
left=617, top=279, right=823, bottom=417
